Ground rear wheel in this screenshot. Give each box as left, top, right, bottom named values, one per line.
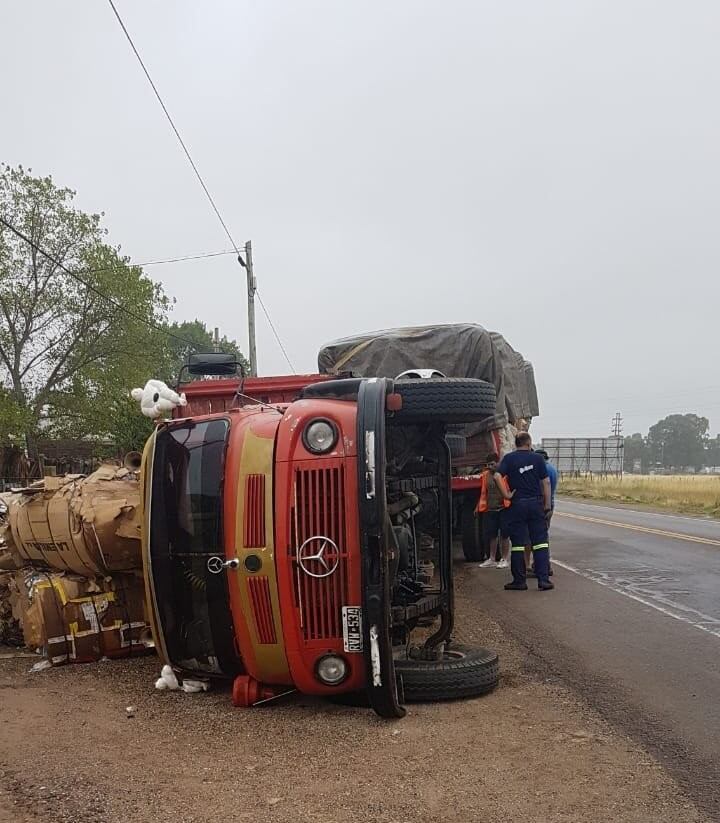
left=394, top=644, right=499, bottom=702
left=393, top=378, right=496, bottom=424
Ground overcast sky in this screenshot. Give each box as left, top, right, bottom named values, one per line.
left=3, top=1, right=719, bottom=440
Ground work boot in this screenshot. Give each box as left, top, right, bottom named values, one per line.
left=538, top=580, right=555, bottom=591
left=504, top=581, right=528, bottom=591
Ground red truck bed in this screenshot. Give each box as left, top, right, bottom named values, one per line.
left=177, top=373, right=484, bottom=495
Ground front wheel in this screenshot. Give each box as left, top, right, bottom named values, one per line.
left=394, top=644, right=499, bottom=702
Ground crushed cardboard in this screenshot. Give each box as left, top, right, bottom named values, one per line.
left=5, top=464, right=142, bottom=575
left=10, top=570, right=151, bottom=665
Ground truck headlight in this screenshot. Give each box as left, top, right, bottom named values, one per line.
left=316, top=654, right=348, bottom=685
left=303, top=419, right=338, bottom=454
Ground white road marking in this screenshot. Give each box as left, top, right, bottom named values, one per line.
left=556, top=511, right=720, bottom=546
left=552, top=558, right=720, bottom=640
left=559, top=500, right=718, bottom=525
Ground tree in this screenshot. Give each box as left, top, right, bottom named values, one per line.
left=704, top=435, right=720, bottom=469
left=0, top=165, right=251, bottom=462
left=102, top=322, right=249, bottom=454
left=623, top=432, right=649, bottom=473
left=0, top=164, right=169, bottom=462
left=647, top=414, right=709, bottom=470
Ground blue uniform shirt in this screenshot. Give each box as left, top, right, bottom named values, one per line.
left=497, top=450, right=548, bottom=502
left=546, top=461, right=558, bottom=507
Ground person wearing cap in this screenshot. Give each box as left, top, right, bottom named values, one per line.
left=534, top=449, right=558, bottom=520
left=527, top=448, right=558, bottom=577
left=496, top=432, right=554, bottom=591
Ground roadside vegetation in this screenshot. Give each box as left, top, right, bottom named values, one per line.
left=0, top=163, right=248, bottom=463
left=560, top=474, right=720, bottom=518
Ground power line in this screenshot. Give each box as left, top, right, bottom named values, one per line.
left=0, top=216, right=198, bottom=349
left=106, top=0, right=240, bottom=254
left=105, top=0, right=296, bottom=373
left=256, top=291, right=296, bottom=374
left=126, top=248, right=237, bottom=268
left=75, top=248, right=238, bottom=279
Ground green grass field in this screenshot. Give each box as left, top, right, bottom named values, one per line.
left=559, top=474, right=720, bottom=518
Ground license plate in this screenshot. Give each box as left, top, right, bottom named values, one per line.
left=342, top=606, right=363, bottom=653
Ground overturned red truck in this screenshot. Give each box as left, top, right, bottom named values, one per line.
left=143, top=324, right=537, bottom=716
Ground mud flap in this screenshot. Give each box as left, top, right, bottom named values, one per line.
left=357, top=378, right=406, bottom=718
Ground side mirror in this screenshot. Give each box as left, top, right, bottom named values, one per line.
left=187, top=353, right=241, bottom=376
left=178, top=353, right=245, bottom=384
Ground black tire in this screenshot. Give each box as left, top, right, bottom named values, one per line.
left=461, top=498, right=483, bottom=561
left=394, top=644, right=499, bottom=702
left=393, top=378, right=496, bottom=424
left=445, top=433, right=466, bottom=459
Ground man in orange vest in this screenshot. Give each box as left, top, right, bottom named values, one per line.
left=476, top=451, right=511, bottom=569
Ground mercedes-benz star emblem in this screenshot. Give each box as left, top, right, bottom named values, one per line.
left=297, top=536, right=340, bottom=578
left=206, top=555, right=225, bottom=574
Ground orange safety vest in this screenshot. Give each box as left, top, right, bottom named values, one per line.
left=475, top=471, right=512, bottom=513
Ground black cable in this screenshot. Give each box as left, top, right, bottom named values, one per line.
left=256, top=291, right=296, bottom=374
left=106, top=0, right=240, bottom=254
left=105, top=0, right=297, bottom=373
left=78, top=248, right=238, bottom=278
left=0, top=215, right=199, bottom=349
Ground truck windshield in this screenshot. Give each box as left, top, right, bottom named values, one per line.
left=149, top=418, right=240, bottom=675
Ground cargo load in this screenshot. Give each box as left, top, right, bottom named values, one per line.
left=317, top=323, right=539, bottom=433
left=4, top=464, right=142, bottom=575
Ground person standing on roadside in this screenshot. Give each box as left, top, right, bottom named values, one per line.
left=476, top=452, right=511, bottom=569
left=534, top=449, right=557, bottom=522
left=496, top=432, right=554, bottom=591
left=527, top=448, right=558, bottom=577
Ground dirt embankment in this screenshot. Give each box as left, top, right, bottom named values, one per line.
left=0, top=568, right=708, bottom=823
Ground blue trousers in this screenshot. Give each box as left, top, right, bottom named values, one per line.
left=504, top=498, right=550, bottom=585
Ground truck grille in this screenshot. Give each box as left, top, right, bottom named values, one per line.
left=247, top=576, right=277, bottom=644
left=290, top=466, right=349, bottom=641
left=244, top=474, right=266, bottom=548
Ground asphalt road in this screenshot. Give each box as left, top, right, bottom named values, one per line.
left=467, top=498, right=720, bottom=820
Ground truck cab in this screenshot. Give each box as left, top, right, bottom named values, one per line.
left=141, top=357, right=498, bottom=717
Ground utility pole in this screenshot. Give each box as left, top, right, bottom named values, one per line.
left=611, top=411, right=624, bottom=477
left=213, top=327, right=220, bottom=352
left=238, top=241, right=258, bottom=377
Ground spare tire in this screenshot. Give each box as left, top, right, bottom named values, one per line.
left=393, top=378, right=496, bottom=424
left=394, top=644, right=499, bottom=702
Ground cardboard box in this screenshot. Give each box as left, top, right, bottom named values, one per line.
left=14, top=571, right=150, bottom=665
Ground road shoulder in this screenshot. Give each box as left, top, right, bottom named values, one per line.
left=0, top=566, right=709, bottom=823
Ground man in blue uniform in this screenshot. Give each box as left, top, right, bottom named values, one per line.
left=496, top=432, right=554, bottom=591
left=534, top=449, right=558, bottom=520
left=527, top=448, right=558, bottom=577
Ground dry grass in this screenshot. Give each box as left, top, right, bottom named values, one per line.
left=559, top=474, right=720, bottom=518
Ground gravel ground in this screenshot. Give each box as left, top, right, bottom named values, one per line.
left=0, top=565, right=708, bottom=823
